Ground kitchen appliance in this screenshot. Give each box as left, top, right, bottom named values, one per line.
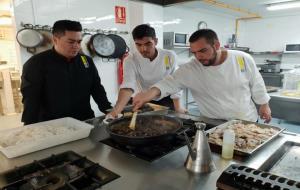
left=163, top=32, right=189, bottom=49
left=259, top=141, right=300, bottom=182
left=217, top=164, right=300, bottom=190
left=260, top=60, right=281, bottom=73
left=184, top=122, right=216, bottom=173
left=0, top=151, right=120, bottom=189
left=284, top=43, right=300, bottom=53
left=100, top=117, right=217, bottom=162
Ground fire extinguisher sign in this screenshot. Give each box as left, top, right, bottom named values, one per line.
left=115, top=6, right=126, bottom=24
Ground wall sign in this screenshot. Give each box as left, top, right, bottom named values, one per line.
left=115, top=6, right=126, bottom=24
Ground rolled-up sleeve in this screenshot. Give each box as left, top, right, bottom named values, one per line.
left=120, top=57, right=137, bottom=91
left=153, top=67, right=186, bottom=100
left=168, top=51, right=182, bottom=99
left=246, top=54, right=270, bottom=105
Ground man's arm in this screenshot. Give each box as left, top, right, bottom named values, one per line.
left=109, top=88, right=133, bottom=117
left=133, top=87, right=161, bottom=111
left=172, top=98, right=187, bottom=113
left=245, top=53, right=271, bottom=123
left=21, top=57, right=44, bottom=125
left=259, top=103, right=271, bottom=123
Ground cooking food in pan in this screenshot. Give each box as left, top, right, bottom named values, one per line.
left=110, top=117, right=180, bottom=137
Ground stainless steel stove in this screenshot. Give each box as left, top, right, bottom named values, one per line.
left=100, top=117, right=216, bottom=162
left=0, top=151, right=120, bottom=189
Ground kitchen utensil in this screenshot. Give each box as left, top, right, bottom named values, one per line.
left=80, top=31, right=92, bottom=56
left=106, top=34, right=128, bottom=58
left=0, top=117, right=93, bottom=158
left=16, top=24, right=44, bottom=54
left=89, top=33, right=128, bottom=58
left=217, top=164, right=300, bottom=190
left=89, top=33, right=115, bottom=58
left=184, top=122, right=216, bottom=173
left=128, top=111, right=137, bottom=130
left=105, top=114, right=183, bottom=146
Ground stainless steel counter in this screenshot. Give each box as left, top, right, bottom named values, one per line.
left=269, top=91, right=300, bottom=123
left=0, top=113, right=299, bottom=190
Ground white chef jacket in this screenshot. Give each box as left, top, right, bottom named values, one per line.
left=120, top=48, right=181, bottom=99
left=154, top=50, right=270, bottom=121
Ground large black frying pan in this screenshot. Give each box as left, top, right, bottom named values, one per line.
left=16, top=24, right=44, bottom=54
left=89, top=33, right=128, bottom=59
left=106, top=114, right=183, bottom=146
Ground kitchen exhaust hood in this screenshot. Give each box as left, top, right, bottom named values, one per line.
left=130, top=0, right=197, bottom=6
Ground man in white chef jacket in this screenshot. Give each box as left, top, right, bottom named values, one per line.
left=132, top=29, right=272, bottom=123
left=108, top=24, right=186, bottom=118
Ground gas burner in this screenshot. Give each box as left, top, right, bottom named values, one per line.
left=0, top=151, right=120, bottom=190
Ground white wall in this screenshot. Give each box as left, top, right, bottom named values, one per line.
left=163, top=6, right=236, bottom=47
left=163, top=6, right=236, bottom=64
left=238, top=15, right=300, bottom=52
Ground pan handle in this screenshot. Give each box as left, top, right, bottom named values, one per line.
left=102, top=114, right=123, bottom=125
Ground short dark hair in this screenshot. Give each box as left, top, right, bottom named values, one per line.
left=52, top=20, right=82, bottom=36
left=132, top=24, right=156, bottom=40
left=189, top=29, right=218, bottom=45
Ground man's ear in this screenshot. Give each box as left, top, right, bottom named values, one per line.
left=53, top=35, right=58, bottom=45
left=214, top=40, right=221, bottom=50
left=154, top=37, right=158, bottom=45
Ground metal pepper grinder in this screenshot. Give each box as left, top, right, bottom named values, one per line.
left=184, top=122, right=216, bottom=173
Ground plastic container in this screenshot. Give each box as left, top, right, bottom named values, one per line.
left=0, top=117, right=94, bottom=158
left=222, top=129, right=235, bottom=159
left=282, top=69, right=300, bottom=91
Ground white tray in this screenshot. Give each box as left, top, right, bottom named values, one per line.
left=0, top=117, right=94, bottom=158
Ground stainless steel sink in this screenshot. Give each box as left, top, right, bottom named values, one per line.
left=259, top=141, right=300, bottom=182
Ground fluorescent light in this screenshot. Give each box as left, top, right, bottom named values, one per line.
left=80, top=17, right=96, bottom=21
left=96, top=15, right=114, bottom=22
left=267, top=1, right=300, bottom=11
left=149, top=19, right=181, bottom=27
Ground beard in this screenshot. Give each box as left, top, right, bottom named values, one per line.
left=199, top=48, right=217, bottom=67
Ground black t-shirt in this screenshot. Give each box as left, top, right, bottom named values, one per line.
left=21, top=49, right=112, bottom=125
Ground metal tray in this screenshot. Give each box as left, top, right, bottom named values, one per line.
left=259, top=141, right=300, bottom=182
left=206, top=120, right=284, bottom=156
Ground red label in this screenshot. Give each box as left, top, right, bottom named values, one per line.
left=115, top=6, right=126, bottom=24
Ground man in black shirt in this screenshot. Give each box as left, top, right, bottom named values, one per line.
left=21, top=20, right=112, bottom=125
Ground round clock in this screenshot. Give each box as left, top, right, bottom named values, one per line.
left=198, top=21, right=207, bottom=30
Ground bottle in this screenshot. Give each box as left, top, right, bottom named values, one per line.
left=222, top=129, right=235, bottom=159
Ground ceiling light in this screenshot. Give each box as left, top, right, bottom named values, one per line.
left=266, top=1, right=300, bottom=11
left=96, top=15, right=114, bottom=22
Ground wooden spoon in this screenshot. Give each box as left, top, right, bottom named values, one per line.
left=128, top=111, right=138, bottom=130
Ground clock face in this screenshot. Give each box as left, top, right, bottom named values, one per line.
left=198, top=21, right=207, bottom=29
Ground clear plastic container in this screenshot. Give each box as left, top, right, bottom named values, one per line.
left=222, top=129, right=235, bottom=159
left=282, top=69, right=300, bottom=91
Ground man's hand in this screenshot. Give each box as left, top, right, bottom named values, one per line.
left=133, top=87, right=161, bottom=111
left=259, top=103, right=272, bottom=123
left=175, top=107, right=188, bottom=114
